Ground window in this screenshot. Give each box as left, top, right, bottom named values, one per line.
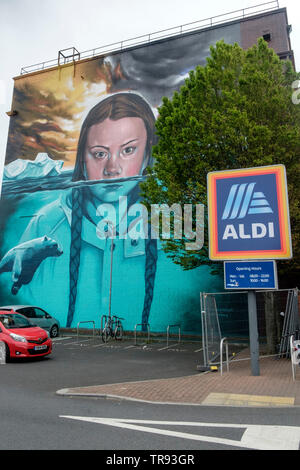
left=18, top=307, right=36, bottom=318
left=33, top=308, right=47, bottom=319
left=262, top=32, right=272, bottom=42
left=0, top=314, right=31, bottom=329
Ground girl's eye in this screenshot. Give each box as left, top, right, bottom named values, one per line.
left=122, top=146, right=136, bottom=157
left=93, top=150, right=108, bottom=159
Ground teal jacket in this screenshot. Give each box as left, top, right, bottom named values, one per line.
left=3, top=189, right=221, bottom=333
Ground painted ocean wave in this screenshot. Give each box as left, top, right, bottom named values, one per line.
left=0, top=172, right=146, bottom=197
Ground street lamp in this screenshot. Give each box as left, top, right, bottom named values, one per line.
left=103, top=220, right=115, bottom=320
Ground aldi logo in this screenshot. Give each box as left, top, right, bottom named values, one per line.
left=207, top=165, right=292, bottom=260
left=222, top=183, right=273, bottom=220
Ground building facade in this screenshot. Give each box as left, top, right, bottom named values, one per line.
left=0, top=5, right=294, bottom=334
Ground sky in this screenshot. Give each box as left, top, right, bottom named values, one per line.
left=0, top=0, right=299, bottom=183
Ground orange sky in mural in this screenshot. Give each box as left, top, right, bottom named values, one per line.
left=6, top=58, right=113, bottom=168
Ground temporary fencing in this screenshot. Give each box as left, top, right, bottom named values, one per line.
left=201, top=288, right=299, bottom=368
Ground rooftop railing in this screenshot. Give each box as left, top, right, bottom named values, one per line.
left=20, top=1, right=280, bottom=76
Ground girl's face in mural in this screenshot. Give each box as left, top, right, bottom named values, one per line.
left=85, top=117, right=148, bottom=180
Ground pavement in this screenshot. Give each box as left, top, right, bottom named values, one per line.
left=56, top=346, right=300, bottom=407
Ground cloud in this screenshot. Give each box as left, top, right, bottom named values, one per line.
left=108, top=22, right=241, bottom=105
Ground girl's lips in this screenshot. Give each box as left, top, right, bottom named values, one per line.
left=102, top=183, right=122, bottom=190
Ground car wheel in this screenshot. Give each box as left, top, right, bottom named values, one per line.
left=101, top=327, right=112, bottom=343
left=50, top=325, right=59, bottom=338
left=5, top=343, right=10, bottom=362
left=114, top=324, right=123, bottom=340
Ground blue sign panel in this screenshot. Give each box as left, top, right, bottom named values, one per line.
left=207, top=165, right=292, bottom=260
left=224, top=260, right=278, bottom=290
left=217, top=173, right=280, bottom=253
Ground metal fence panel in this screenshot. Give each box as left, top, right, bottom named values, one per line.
left=201, top=288, right=299, bottom=367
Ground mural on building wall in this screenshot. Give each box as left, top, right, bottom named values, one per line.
left=0, top=25, right=241, bottom=333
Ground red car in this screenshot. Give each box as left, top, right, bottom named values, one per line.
left=0, top=310, right=52, bottom=361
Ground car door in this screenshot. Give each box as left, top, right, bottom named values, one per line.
left=33, top=307, right=50, bottom=330
left=17, top=307, right=38, bottom=326
left=17, top=307, right=47, bottom=330
left=0, top=321, right=6, bottom=362
left=0, top=319, right=5, bottom=342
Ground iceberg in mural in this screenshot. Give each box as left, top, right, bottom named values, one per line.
left=3, top=154, right=64, bottom=180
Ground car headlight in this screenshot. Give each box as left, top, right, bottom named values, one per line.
left=10, top=333, right=27, bottom=343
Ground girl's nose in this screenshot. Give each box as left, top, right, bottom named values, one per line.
left=103, top=151, right=122, bottom=177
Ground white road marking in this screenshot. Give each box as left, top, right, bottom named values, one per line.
left=52, top=337, right=72, bottom=342
left=59, top=416, right=300, bottom=450
left=158, top=343, right=180, bottom=351
left=76, top=339, right=95, bottom=343
left=60, top=339, right=94, bottom=345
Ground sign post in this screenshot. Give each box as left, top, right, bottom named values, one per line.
left=207, top=165, right=292, bottom=376
left=247, top=290, right=260, bottom=376
left=224, top=260, right=278, bottom=377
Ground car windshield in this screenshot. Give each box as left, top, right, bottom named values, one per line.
left=0, top=313, right=34, bottom=329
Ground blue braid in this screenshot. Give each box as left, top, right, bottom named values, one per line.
left=66, top=187, right=83, bottom=327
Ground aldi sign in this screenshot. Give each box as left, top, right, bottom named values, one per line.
left=207, top=165, right=292, bottom=260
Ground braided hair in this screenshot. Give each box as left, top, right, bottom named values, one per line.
left=66, top=187, right=83, bottom=327
left=66, top=93, right=158, bottom=327
left=141, top=230, right=158, bottom=331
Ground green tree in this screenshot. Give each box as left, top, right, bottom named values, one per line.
left=141, top=39, right=300, bottom=286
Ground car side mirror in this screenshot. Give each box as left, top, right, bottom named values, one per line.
left=45, top=314, right=51, bottom=319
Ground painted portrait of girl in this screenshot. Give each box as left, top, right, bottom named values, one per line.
left=66, top=91, right=159, bottom=327
left=0, top=88, right=220, bottom=332
left=3, top=92, right=163, bottom=329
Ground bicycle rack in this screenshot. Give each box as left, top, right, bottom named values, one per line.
left=166, top=324, right=181, bottom=347
left=100, top=315, right=108, bottom=333
left=77, top=321, right=96, bottom=342
left=134, top=323, right=150, bottom=345
left=220, top=337, right=229, bottom=375
left=290, top=335, right=296, bottom=381
left=290, top=334, right=300, bottom=382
